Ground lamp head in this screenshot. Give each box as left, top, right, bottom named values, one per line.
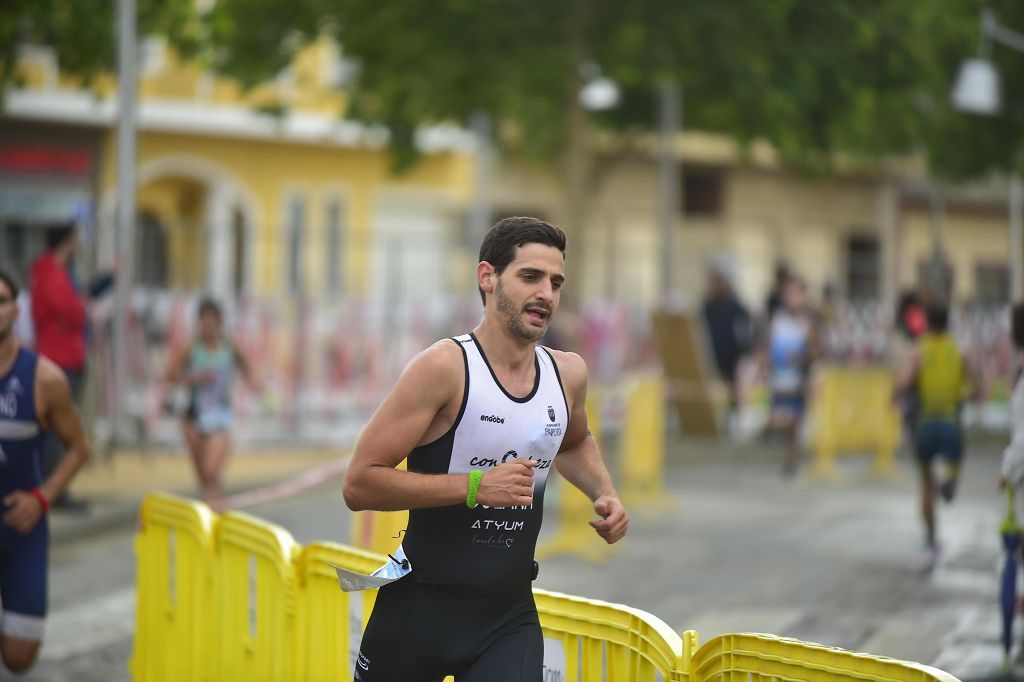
left=952, top=57, right=1001, bottom=115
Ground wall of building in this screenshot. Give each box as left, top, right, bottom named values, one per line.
left=898, top=205, right=1012, bottom=302
left=98, top=131, right=474, bottom=300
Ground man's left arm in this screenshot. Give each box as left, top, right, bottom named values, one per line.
left=3, top=359, right=90, bottom=534
left=551, top=351, right=628, bottom=544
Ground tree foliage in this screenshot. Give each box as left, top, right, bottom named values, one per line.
left=4, top=0, right=1024, bottom=180
left=1, top=0, right=200, bottom=90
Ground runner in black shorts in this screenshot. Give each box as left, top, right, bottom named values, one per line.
left=343, top=217, right=629, bottom=681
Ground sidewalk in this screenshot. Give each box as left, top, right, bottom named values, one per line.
left=50, top=446, right=346, bottom=544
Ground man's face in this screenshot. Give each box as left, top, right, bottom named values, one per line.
left=489, top=243, right=564, bottom=343
left=0, top=282, right=18, bottom=341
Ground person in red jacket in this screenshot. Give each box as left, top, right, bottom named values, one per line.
left=29, top=224, right=88, bottom=511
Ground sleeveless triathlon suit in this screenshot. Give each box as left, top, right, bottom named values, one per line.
left=356, top=333, right=569, bottom=682
left=186, top=342, right=234, bottom=434
left=0, top=348, right=48, bottom=642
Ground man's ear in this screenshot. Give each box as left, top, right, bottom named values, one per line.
left=477, top=261, right=496, bottom=299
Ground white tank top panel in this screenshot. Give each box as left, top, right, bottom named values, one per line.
left=402, top=333, right=569, bottom=586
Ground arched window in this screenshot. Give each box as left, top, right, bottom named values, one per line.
left=137, top=212, right=168, bottom=288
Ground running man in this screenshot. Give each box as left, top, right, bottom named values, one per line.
left=0, top=268, right=90, bottom=672
left=343, top=217, right=628, bottom=681
left=167, top=298, right=258, bottom=508
left=896, top=305, right=978, bottom=566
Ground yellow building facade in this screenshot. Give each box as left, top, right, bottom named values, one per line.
left=3, top=39, right=476, bottom=302
left=489, top=134, right=1016, bottom=312
left=2, top=38, right=1018, bottom=311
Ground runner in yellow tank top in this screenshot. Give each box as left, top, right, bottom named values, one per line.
left=896, top=305, right=980, bottom=568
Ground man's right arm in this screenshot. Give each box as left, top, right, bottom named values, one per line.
left=343, top=340, right=534, bottom=512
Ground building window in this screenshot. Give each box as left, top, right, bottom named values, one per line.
left=975, top=263, right=1009, bottom=305
left=845, top=234, right=879, bottom=301
left=136, top=213, right=167, bottom=288
left=916, top=258, right=955, bottom=303
left=286, top=195, right=305, bottom=295
left=325, top=198, right=344, bottom=295
left=232, top=208, right=246, bottom=294
left=682, top=168, right=723, bottom=216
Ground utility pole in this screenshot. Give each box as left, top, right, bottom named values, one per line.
left=1011, top=172, right=1023, bottom=302
left=113, top=0, right=138, bottom=444
left=468, top=110, right=493, bottom=256
left=657, top=80, right=681, bottom=300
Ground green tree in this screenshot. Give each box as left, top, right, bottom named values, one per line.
left=201, top=0, right=953, bottom=172
left=0, top=0, right=200, bottom=93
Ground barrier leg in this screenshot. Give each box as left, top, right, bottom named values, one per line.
left=806, top=371, right=842, bottom=482
left=867, top=374, right=902, bottom=480
left=869, top=409, right=902, bottom=480
left=621, top=376, right=677, bottom=515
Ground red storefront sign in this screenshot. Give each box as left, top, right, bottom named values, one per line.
left=0, top=146, right=92, bottom=176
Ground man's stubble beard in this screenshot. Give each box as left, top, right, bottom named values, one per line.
left=495, top=279, right=545, bottom=343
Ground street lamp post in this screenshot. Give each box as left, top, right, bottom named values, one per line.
left=656, top=80, right=681, bottom=302
left=952, top=8, right=1024, bottom=302
left=113, top=0, right=138, bottom=446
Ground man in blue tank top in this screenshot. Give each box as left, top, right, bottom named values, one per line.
left=344, top=217, right=628, bottom=681
left=0, top=268, right=90, bottom=673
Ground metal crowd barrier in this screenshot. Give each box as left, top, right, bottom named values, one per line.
left=214, top=511, right=298, bottom=680
left=534, top=588, right=684, bottom=681
left=686, top=632, right=960, bottom=681
left=132, top=492, right=217, bottom=682
left=810, top=366, right=901, bottom=480
left=132, top=493, right=961, bottom=682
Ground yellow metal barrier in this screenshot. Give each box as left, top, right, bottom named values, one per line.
left=132, top=492, right=217, bottom=682
left=536, top=387, right=616, bottom=563
left=132, top=493, right=962, bottom=682
left=293, top=542, right=383, bottom=681
left=685, top=632, right=960, bottom=681
left=214, top=511, right=299, bottom=681
left=810, top=366, right=901, bottom=480
left=620, top=375, right=676, bottom=515
left=535, top=588, right=686, bottom=681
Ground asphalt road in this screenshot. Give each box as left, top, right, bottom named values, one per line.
left=7, top=437, right=1014, bottom=681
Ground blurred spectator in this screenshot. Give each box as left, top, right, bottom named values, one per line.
left=763, top=276, right=818, bottom=475
left=702, top=263, right=752, bottom=428
left=817, top=282, right=841, bottom=360
left=896, top=305, right=979, bottom=568
left=999, top=304, right=1024, bottom=520
left=166, top=298, right=260, bottom=508
left=897, top=290, right=928, bottom=341
left=29, top=224, right=88, bottom=511
left=895, top=289, right=927, bottom=449
left=13, top=287, right=34, bottom=347
left=819, top=282, right=838, bottom=327
left=764, top=263, right=792, bottom=320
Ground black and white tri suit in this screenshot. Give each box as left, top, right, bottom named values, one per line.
left=355, top=333, right=569, bottom=682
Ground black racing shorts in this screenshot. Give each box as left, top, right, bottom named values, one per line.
left=355, top=577, right=542, bottom=682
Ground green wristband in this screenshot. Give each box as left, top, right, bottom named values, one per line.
left=466, top=470, right=483, bottom=508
